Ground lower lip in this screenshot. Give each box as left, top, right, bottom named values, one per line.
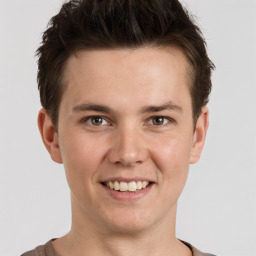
left=101, top=183, right=154, bottom=201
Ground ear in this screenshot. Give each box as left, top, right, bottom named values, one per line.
left=38, top=108, right=63, bottom=164
left=189, top=107, right=209, bottom=164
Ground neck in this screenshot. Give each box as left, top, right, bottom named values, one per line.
left=53, top=195, right=192, bottom=256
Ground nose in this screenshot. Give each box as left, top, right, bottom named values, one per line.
left=107, top=125, right=148, bottom=167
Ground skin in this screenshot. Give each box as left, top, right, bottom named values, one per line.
left=38, top=47, right=208, bottom=256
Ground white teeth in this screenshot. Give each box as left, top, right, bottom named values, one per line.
left=114, top=181, right=120, bottom=190
left=109, top=181, right=114, bottom=189
left=142, top=181, right=149, bottom=188
left=128, top=181, right=137, bottom=192
left=136, top=181, right=142, bottom=189
left=120, top=182, right=128, bottom=191
left=105, top=180, right=150, bottom=192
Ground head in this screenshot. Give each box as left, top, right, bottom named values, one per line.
left=37, top=0, right=214, bottom=234
left=37, top=0, right=214, bottom=131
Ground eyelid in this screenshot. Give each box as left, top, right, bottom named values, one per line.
left=80, top=115, right=175, bottom=127
left=81, top=115, right=111, bottom=126
left=146, top=115, right=176, bottom=125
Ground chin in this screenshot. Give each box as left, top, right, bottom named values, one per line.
left=105, top=221, right=150, bottom=234
left=100, top=208, right=156, bottom=234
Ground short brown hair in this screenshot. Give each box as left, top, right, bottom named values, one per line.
left=37, top=0, right=214, bottom=129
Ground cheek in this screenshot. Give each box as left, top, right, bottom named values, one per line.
left=146, top=133, right=193, bottom=216
left=149, top=133, right=192, bottom=186
left=58, top=133, right=107, bottom=193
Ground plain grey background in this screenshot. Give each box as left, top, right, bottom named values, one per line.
left=0, top=0, right=255, bottom=255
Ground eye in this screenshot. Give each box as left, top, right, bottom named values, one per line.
left=83, top=116, right=109, bottom=126
left=148, top=116, right=171, bottom=126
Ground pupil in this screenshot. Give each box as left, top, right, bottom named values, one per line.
left=153, top=117, right=163, bottom=125
left=92, top=117, right=102, bottom=126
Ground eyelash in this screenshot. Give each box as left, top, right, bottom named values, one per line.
left=80, top=115, right=175, bottom=127
left=146, top=116, right=175, bottom=126
left=81, top=116, right=111, bottom=126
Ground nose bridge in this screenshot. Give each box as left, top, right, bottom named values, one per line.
left=108, top=123, right=147, bottom=166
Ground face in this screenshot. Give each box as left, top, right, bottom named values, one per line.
left=39, top=47, right=208, bottom=234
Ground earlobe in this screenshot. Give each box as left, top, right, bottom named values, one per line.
left=189, top=107, right=209, bottom=164
left=38, top=108, right=63, bottom=164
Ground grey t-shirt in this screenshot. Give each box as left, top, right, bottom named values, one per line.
left=21, top=239, right=216, bottom=256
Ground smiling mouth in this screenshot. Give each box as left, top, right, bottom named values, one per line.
left=102, top=181, right=152, bottom=192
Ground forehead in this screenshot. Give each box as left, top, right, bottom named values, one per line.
left=64, top=46, right=191, bottom=83
left=60, top=47, right=192, bottom=112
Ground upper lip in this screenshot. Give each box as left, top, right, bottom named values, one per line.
left=100, top=177, right=155, bottom=183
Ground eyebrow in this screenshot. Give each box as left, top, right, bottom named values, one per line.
left=139, top=101, right=183, bottom=114
left=72, top=101, right=183, bottom=114
left=72, top=103, right=112, bottom=114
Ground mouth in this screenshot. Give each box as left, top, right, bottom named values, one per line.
left=102, top=180, right=153, bottom=193
left=100, top=177, right=155, bottom=200
left=101, top=180, right=154, bottom=193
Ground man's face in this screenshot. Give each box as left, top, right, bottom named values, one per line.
left=44, top=47, right=207, bottom=233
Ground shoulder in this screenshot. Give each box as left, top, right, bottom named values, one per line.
left=191, top=246, right=216, bottom=256
left=20, top=239, right=58, bottom=256
left=21, top=250, right=36, bottom=256
left=181, top=240, right=217, bottom=256
left=21, top=250, right=37, bottom=256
